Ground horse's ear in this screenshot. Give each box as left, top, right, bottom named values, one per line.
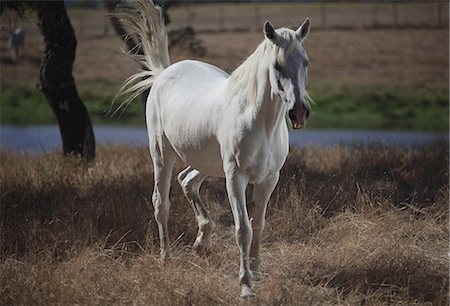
left=264, top=21, right=276, bottom=41
left=296, top=18, right=310, bottom=40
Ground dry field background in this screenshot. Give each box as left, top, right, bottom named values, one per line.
left=167, top=2, right=449, bottom=31
left=1, top=2, right=448, bottom=129
left=3, top=28, right=448, bottom=88
left=0, top=2, right=449, bottom=304
left=1, top=144, right=448, bottom=304
left=1, top=2, right=448, bottom=89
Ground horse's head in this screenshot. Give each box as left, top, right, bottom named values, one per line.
left=264, top=19, right=311, bottom=129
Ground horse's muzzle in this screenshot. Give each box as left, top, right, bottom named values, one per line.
left=288, top=105, right=309, bottom=129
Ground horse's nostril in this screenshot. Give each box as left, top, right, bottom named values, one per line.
left=305, top=108, right=310, bottom=119
left=288, top=109, right=297, bottom=121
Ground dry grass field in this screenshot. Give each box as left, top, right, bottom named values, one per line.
left=2, top=26, right=448, bottom=129
left=1, top=4, right=448, bottom=303
left=1, top=2, right=448, bottom=89
left=1, top=26, right=448, bottom=90
left=1, top=144, right=448, bottom=304
left=1, top=4, right=448, bottom=128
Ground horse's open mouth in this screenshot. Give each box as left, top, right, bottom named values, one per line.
left=288, top=109, right=308, bottom=129
left=292, top=121, right=305, bottom=129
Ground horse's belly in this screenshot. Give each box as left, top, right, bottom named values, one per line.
left=166, top=132, right=224, bottom=177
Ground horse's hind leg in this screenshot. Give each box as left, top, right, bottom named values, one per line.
left=177, top=166, right=215, bottom=252
left=149, top=137, right=177, bottom=261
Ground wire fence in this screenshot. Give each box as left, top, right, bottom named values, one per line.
left=167, top=1, right=449, bottom=32
left=1, top=1, right=448, bottom=43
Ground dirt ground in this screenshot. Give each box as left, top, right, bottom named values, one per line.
left=1, top=27, right=448, bottom=92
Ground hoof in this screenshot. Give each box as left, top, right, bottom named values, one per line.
left=240, top=284, right=256, bottom=298
left=160, top=250, right=170, bottom=263
left=192, top=220, right=215, bottom=254
left=192, top=238, right=212, bottom=255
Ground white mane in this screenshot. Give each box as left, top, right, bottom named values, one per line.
left=226, top=28, right=298, bottom=106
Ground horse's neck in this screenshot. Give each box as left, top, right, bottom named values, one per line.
left=229, top=42, right=287, bottom=134
left=251, top=67, right=287, bottom=134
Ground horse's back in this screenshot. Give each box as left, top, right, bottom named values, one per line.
left=146, top=60, right=228, bottom=177
left=149, top=59, right=229, bottom=124
left=156, top=60, right=229, bottom=95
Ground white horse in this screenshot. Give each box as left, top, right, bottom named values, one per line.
left=116, top=0, right=311, bottom=298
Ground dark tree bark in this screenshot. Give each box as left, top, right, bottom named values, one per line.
left=37, top=1, right=95, bottom=161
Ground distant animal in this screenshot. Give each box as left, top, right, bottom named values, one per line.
left=8, top=28, right=26, bottom=62
left=116, top=0, right=311, bottom=298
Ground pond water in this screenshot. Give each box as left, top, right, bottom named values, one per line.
left=0, top=125, right=447, bottom=154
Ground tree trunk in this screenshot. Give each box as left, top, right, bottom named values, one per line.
left=37, top=1, right=95, bottom=161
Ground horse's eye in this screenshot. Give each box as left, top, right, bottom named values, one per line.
left=277, top=79, right=284, bottom=92
left=304, top=60, right=309, bottom=68
left=274, top=62, right=282, bottom=71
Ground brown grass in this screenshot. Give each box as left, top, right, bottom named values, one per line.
left=1, top=16, right=448, bottom=90
left=1, top=144, right=448, bottom=304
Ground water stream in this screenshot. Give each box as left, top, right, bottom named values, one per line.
left=0, top=125, right=447, bottom=154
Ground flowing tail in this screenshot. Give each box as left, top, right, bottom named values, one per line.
left=112, top=0, right=170, bottom=114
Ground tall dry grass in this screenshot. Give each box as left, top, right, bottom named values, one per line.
left=1, top=143, right=448, bottom=304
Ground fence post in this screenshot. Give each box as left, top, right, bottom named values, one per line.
left=372, top=3, right=378, bottom=28
left=79, top=15, right=85, bottom=40
left=103, top=17, right=109, bottom=37
left=218, top=8, right=224, bottom=31
left=437, top=1, right=443, bottom=27
left=185, top=3, right=191, bottom=28
left=255, top=4, right=261, bottom=30
left=392, top=2, right=398, bottom=27
left=321, top=2, right=327, bottom=28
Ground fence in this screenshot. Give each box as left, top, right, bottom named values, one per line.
left=0, top=1, right=448, bottom=43
left=167, top=1, right=449, bottom=32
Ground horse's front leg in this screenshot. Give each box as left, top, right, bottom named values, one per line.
left=224, top=160, right=254, bottom=298
left=250, top=172, right=279, bottom=280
